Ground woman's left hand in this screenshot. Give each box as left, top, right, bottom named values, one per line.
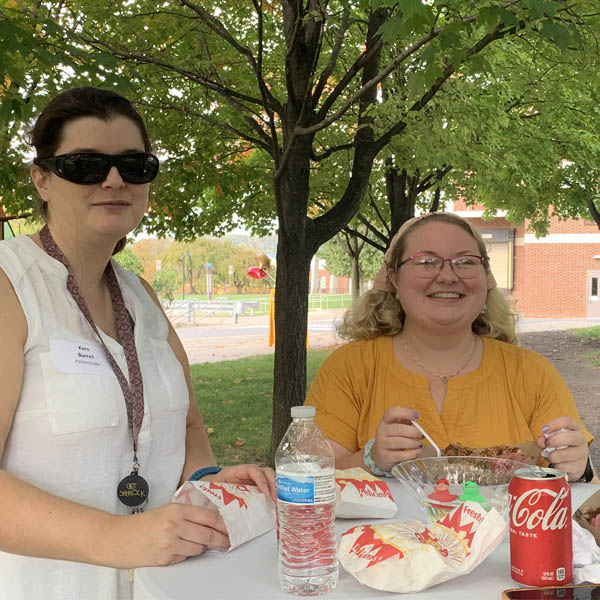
left=535, top=416, right=589, bottom=481
left=205, top=464, right=277, bottom=501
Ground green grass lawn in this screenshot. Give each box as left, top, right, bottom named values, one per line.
left=191, top=349, right=333, bottom=466
left=574, top=325, right=600, bottom=366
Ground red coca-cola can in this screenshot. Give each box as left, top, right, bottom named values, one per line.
left=508, top=466, right=572, bottom=586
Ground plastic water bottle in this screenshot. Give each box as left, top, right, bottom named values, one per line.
left=275, top=405, right=338, bottom=596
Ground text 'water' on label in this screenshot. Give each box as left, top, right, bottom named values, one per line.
left=276, top=473, right=335, bottom=505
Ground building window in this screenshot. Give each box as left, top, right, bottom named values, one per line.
left=592, top=277, right=598, bottom=298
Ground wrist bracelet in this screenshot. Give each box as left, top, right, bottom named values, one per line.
left=189, top=466, right=222, bottom=481
left=363, top=438, right=393, bottom=478
left=551, top=457, right=594, bottom=483
left=575, top=457, right=594, bottom=483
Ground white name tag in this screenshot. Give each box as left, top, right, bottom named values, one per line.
left=50, top=339, right=114, bottom=376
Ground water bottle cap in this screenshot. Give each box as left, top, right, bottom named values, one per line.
left=291, top=406, right=316, bottom=418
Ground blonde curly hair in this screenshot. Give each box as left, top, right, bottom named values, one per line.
left=337, top=213, right=518, bottom=344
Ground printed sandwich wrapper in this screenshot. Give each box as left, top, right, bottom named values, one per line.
left=173, top=481, right=276, bottom=551
left=338, top=501, right=507, bottom=593
left=334, top=467, right=397, bottom=519
left=574, top=490, right=600, bottom=546
left=420, top=441, right=541, bottom=464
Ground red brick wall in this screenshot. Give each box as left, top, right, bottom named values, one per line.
left=511, top=242, right=599, bottom=317
left=315, top=268, right=350, bottom=294
left=450, top=202, right=600, bottom=317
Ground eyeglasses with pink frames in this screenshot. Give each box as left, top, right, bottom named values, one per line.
left=398, top=253, right=485, bottom=278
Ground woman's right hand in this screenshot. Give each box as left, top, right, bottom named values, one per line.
left=109, top=503, right=230, bottom=568
left=370, top=407, right=424, bottom=472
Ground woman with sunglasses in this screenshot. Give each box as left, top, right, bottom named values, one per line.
left=0, top=87, right=275, bottom=599
left=306, top=212, right=595, bottom=482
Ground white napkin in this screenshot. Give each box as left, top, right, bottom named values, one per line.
left=573, top=518, right=600, bottom=584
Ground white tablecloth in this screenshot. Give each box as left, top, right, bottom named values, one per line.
left=133, top=481, right=598, bottom=600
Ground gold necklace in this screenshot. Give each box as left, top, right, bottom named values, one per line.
left=402, top=336, right=479, bottom=386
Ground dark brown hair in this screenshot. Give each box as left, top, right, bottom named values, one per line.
left=29, top=86, right=153, bottom=254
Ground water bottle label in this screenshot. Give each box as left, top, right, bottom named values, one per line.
left=277, top=473, right=335, bottom=505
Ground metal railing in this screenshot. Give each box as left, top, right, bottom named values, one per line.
left=162, top=299, right=261, bottom=325
left=161, top=294, right=352, bottom=325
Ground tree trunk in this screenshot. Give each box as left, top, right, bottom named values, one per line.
left=350, top=255, right=361, bottom=301
left=270, top=231, right=313, bottom=459
left=386, top=164, right=417, bottom=240
left=269, top=5, right=388, bottom=460
left=587, top=198, right=600, bottom=230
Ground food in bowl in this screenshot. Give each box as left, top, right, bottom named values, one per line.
left=442, top=442, right=527, bottom=463
left=392, top=456, right=527, bottom=522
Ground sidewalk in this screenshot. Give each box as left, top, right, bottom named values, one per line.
left=176, top=309, right=600, bottom=364
left=176, top=308, right=344, bottom=364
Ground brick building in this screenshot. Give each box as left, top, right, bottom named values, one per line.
left=310, top=255, right=351, bottom=294
left=451, top=200, right=600, bottom=318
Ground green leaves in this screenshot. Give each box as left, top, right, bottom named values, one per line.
left=523, top=0, right=557, bottom=20
left=378, top=1, right=436, bottom=41
left=539, top=20, right=572, bottom=49
left=3, top=0, right=600, bottom=239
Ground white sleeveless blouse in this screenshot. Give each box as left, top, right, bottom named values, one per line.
left=0, top=235, right=188, bottom=599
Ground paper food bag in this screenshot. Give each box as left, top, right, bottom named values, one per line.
left=173, top=481, right=276, bottom=551
left=334, top=468, right=397, bottom=519
left=574, top=490, right=600, bottom=547
left=338, top=501, right=507, bottom=593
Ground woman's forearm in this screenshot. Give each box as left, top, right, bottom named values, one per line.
left=333, top=449, right=372, bottom=471
left=0, top=470, right=120, bottom=566
left=180, top=420, right=217, bottom=483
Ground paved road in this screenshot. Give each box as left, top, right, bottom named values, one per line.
left=175, top=310, right=600, bottom=364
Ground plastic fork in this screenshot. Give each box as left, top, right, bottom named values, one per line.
left=411, top=420, right=442, bottom=457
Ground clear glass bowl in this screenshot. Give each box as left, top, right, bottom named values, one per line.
left=392, top=456, right=527, bottom=522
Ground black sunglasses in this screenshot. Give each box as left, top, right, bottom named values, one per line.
left=35, top=152, right=159, bottom=185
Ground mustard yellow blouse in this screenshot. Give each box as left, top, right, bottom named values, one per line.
left=306, top=336, right=593, bottom=455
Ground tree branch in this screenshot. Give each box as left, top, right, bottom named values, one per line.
left=356, top=211, right=388, bottom=247
left=298, top=1, right=529, bottom=138
left=312, top=7, right=351, bottom=109
left=344, top=223, right=386, bottom=253
left=193, top=25, right=275, bottom=151
left=136, top=100, right=272, bottom=154
left=276, top=2, right=327, bottom=179
left=251, top=0, right=283, bottom=159
left=587, top=197, right=600, bottom=229
left=375, top=22, right=510, bottom=151
left=417, top=165, right=452, bottom=193
left=368, top=190, right=391, bottom=241
left=311, top=142, right=354, bottom=161
left=177, top=0, right=282, bottom=112
left=81, top=35, right=265, bottom=108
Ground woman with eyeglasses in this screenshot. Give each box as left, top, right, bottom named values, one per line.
left=306, top=212, right=595, bottom=482
left=0, top=87, right=275, bottom=599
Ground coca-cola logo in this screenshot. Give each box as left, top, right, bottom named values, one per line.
left=509, top=486, right=570, bottom=531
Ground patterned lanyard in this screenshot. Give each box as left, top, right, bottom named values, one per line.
left=39, top=225, right=149, bottom=512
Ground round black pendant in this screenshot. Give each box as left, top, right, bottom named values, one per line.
left=117, top=472, right=149, bottom=508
